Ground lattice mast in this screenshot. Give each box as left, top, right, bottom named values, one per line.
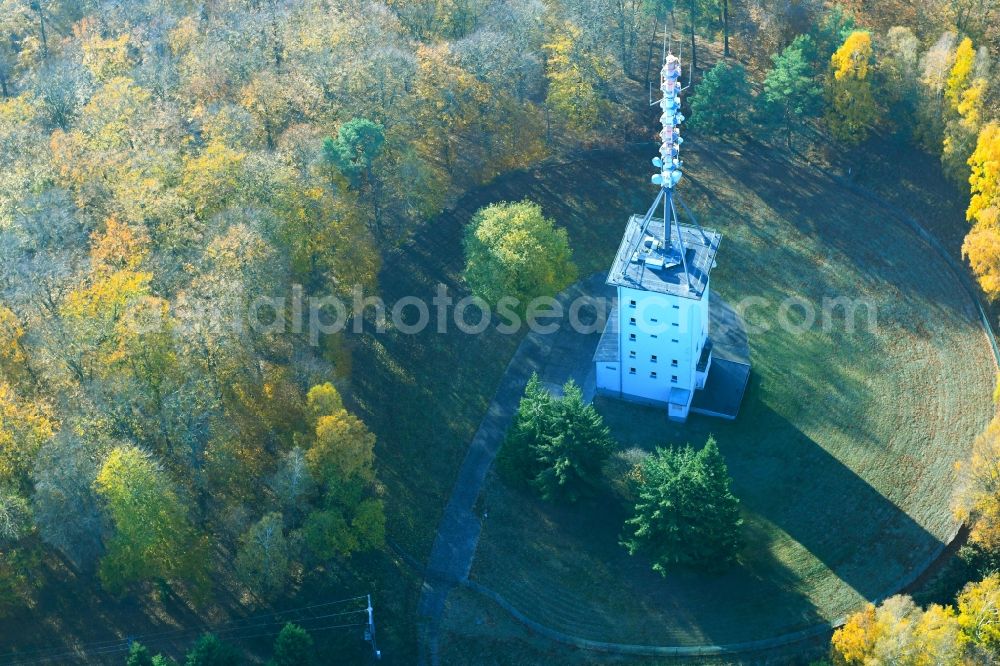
left=649, top=51, right=690, bottom=286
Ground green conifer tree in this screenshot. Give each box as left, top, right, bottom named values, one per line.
left=622, top=437, right=742, bottom=574
left=271, top=623, right=315, bottom=666
left=531, top=380, right=614, bottom=502
left=688, top=62, right=753, bottom=136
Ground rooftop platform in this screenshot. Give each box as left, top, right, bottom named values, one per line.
left=607, top=215, right=721, bottom=300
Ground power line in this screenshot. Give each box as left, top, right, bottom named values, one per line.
left=0, top=593, right=373, bottom=666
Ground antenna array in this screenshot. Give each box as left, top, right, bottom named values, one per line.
left=651, top=54, right=684, bottom=193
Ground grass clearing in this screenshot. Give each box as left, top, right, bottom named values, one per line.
left=465, top=139, right=995, bottom=646
left=351, top=138, right=993, bottom=655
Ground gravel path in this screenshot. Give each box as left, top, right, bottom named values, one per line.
left=416, top=274, right=612, bottom=665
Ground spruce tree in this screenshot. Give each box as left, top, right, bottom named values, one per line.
left=622, top=437, right=742, bottom=574
left=497, top=372, right=551, bottom=483
left=531, top=381, right=614, bottom=502
left=126, top=642, right=153, bottom=666
left=271, top=623, right=315, bottom=666
left=184, top=634, right=239, bottom=666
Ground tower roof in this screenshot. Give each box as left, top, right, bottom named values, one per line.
left=606, top=215, right=721, bottom=300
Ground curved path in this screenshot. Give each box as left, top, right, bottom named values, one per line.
left=416, top=274, right=612, bottom=664
left=416, top=275, right=753, bottom=663
left=415, top=156, right=999, bottom=663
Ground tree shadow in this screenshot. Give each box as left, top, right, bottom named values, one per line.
left=719, top=381, right=946, bottom=605
left=681, top=138, right=972, bottom=321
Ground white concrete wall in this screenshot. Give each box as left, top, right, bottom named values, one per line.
left=596, top=362, right=620, bottom=394
left=616, top=281, right=709, bottom=405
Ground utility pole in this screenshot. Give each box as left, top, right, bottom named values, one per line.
left=364, top=594, right=381, bottom=660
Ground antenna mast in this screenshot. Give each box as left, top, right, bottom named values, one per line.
left=649, top=49, right=690, bottom=288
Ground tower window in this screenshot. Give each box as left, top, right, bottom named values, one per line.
left=672, top=304, right=680, bottom=310
left=650, top=371, right=657, bottom=379
left=650, top=317, right=658, bottom=323
left=671, top=359, right=678, bottom=367
left=629, top=317, right=636, bottom=326
left=629, top=333, right=637, bottom=342
left=671, top=322, right=679, bottom=327
left=651, top=355, right=658, bottom=363
left=629, top=350, right=636, bottom=359
left=671, top=338, right=679, bottom=343
left=629, top=300, right=636, bottom=308
left=629, top=367, right=636, bottom=375
left=671, top=375, right=678, bottom=383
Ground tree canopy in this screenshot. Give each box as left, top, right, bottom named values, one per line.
left=760, top=35, right=824, bottom=146
left=825, top=31, right=880, bottom=143
left=688, top=61, right=753, bottom=136
left=621, top=437, right=743, bottom=574
left=463, top=200, right=577, bottom=307
left=500, top=374, right=614, bottom=503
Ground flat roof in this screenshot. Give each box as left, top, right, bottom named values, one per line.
left=690, top=358, right=751, bottom=420
left=593, top=298, right=619, bottom=363
left=606, top=215, right=721, bottom=300
left=668, top=387, right=692, bottom=406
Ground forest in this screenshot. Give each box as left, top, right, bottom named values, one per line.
left=1, top=0, right=1000, bottom=662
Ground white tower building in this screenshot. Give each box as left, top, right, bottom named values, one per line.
left=594, top=53, right=724, bottom=422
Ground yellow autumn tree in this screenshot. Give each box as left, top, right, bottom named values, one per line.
left=76, top=18, right=135, bottom=82
left=0, top=305, right=27, bottom=383
left=57, top=219, right=164, bottom=384
left=180, top=139, right=247, bottom=216
left=304, top=383, right=375, bottom=490
left=90, top=216, right=150, bottom=274
left=945, top=37, right=976, bottom=111
left=543, top=22, right=607, bottom=141
left=942, top=38, right=988, bottom=184
left=967, top=123, right=1000, bottom=227
left=272, top=185, right=379, bottom=298
left=954, top=415, right=1000, bottom=548
left=411, top=44, right=487, bottom=174
left=962, top=123, right=1000, bottom=298
left=0, top=382, right=55, bottom=488
left=832, top=595, right=964, bottom=665
left=825, top=31, right=879, bottom=143
left=297, top=383, right=384, bottom=559
left=832, top=603, right=880, bottom=663
left=956, top=574, right=1000, bottom=655
left=239, top=71, right=296, bottom=150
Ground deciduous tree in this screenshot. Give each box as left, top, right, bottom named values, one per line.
left=543, top=23, right=608, bottom=141
left=94, top=445, right=206, bottom=593
left=0, top=382, right=54, bottom=488
left=962, top=123, right=1000, bottom=298
left=462, top=199, right=576, bottom=307
left=235, top=512, right=290, bottom=601
left=825, top=31, right=879, bottom=143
